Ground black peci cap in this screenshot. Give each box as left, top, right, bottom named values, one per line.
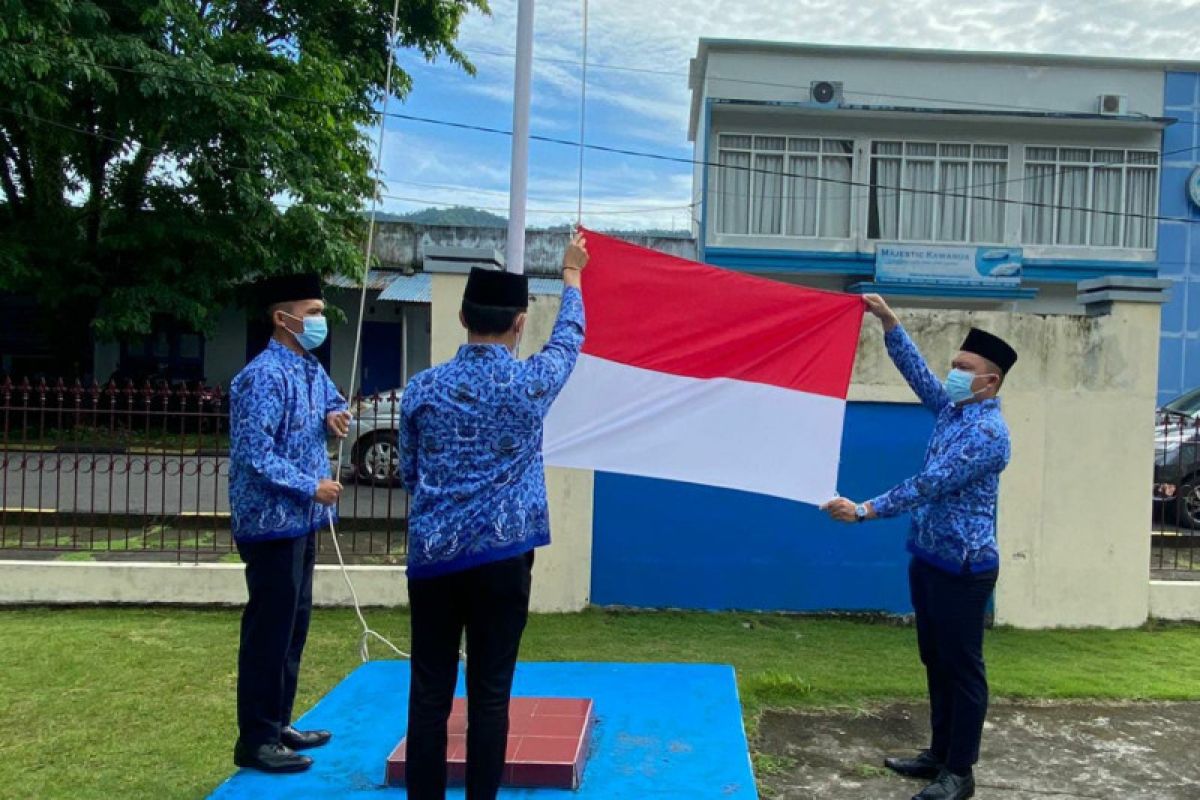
left=463, top=267, right=529, bottom=309
left=257, top=273, right=324, bottom=307
left=961, top=328, right=1018, bottom=374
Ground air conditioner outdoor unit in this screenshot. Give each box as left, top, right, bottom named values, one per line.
left=1098, top=94, right=1128, bottom=116
left=809, top=80, right=844, bottom=107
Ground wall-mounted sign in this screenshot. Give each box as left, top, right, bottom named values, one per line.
left=875, top=243, right=1023, bottom=288
left=1188, top=166, right=1200, bottom=210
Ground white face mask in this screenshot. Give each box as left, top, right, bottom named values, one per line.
left=511, top=330, right=522, bottom=359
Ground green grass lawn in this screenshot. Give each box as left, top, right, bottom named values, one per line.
left=2, top=607, right=1198, bottom=799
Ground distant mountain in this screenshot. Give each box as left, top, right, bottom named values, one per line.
left=390, top=206, right=509, bottom=228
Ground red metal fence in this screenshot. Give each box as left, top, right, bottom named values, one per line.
left=0, top=378, right=407, bottom=564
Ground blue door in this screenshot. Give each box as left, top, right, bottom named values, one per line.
left=359, top=321, right=403, bottom=397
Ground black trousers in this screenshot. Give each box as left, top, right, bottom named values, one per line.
left=405, top=551, right=534, bottom=800
left=236, top=531, right=317, bottom=748
left=909, top=557, right=998, bottom=775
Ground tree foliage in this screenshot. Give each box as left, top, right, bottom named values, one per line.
left=0, top=0, right=485, bottom=372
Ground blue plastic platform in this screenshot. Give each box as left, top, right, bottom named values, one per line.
left=209, top=661, right=757, bottom=799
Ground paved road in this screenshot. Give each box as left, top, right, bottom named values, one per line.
left=0, top=450, right=406, bottom=520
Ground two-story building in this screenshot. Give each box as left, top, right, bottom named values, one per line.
left=577, top=40, right=1200, bottom=616
left=688, top=40, right=1200, bottom=403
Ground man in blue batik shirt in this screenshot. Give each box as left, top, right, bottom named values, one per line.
left=399, top=233, right=589, bottom=800
left=823, top=294, right=1016, bottom=800
left=228, top=273, right=351, bottom=774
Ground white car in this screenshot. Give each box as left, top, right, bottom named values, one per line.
left=340, top=390, right=404, bottom=486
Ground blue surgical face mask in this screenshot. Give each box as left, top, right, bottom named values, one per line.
left=944, top=368, right=995, bottom=405
left=283, top=312, right=328, bottom=351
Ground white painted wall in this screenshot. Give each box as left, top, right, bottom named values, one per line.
left=699, top=47, right=1167, bottom=121
left=850, top=296, right=1161, bottom=628
left=1149, top=580, right=1200, bottom=621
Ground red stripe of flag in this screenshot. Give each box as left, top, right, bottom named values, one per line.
left=577, top=229, right=865, bottom=399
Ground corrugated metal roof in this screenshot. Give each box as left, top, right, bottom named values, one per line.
left=529, top=278, right=564, bottom=296
left=378, top=273, right=432, bottom=303
left=325, top=270, right=404, bottom=291
left=374, top=274, right=563, bottom=304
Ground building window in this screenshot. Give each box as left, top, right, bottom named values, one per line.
left=869, top=141, right=1009, bottom=244
left=1021, top=147, right=1158, bottom=249
left=714, top=134, right=854, bottom=238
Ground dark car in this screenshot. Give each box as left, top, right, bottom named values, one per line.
left=1154, top=387, right=1200, bottom=528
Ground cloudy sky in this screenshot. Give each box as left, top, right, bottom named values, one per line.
left=384, top=0, right=1200, bottom=230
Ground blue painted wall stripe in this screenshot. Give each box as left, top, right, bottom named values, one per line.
left=590, top=402, right=934, bottom=613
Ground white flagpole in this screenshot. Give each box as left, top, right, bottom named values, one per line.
left=506, top=0, right=535, bottom=275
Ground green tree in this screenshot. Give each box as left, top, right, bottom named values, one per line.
left=0, top=0, right=485, bottom=377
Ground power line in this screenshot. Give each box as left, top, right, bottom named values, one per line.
left=16, top=103, right=1200, bottom=250
left=4, top=45, right=1200, bottom=227
left=8, top=98, right=1198, bottom=229
left=0, top=107, right=695, bottom=217
left=0, top=107, right=127, bottom=145
left=385, top=111, right=1200, bottom=227
left=10, top=41, right=1198, bottom=207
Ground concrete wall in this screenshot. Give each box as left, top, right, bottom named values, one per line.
left=0, top=560, right=409, bottom=607
left=373, top=224, right=695, bottom=275
left=590, top=404, right=931, bottom=612
left=405, top=304, right=432, bottom=383
left=429, top=273, right=594, bottom=612
left=850, top=299, right=1161, bottom=628
left=1149, top=580, right=1200, bottom=621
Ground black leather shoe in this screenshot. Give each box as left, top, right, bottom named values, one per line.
left=913, top=769, right=976, bottom=800
left=281, top=726, right=332, bottom=750
left=233, top=741, right=313, bottom=773
left=884, top=750, right=944, bottom=780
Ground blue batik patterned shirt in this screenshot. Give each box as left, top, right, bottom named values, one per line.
left=868, top=325, right=1011, bottom=575
left=400, top=287, right=585, bottom=579
left=229, top=339, right=348, bottom=542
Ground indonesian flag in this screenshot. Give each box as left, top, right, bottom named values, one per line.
left=543, top=230, right=864, bottom=506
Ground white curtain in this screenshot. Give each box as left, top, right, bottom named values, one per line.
left=872, top=158, right=901, bottom=240
left=1125, top=167, right=1156, bottom=249
left=1022, top=164, right=1055, bottom=244
left=937, top=161, right=969, bottom=242
left=820, top=154, right=852, bottom=238
left=1090, top=166, right=1123, bottom=247
left=717, top=150, right=750, bottom=234
left=787, top=156, right=818, bottom=236
left=752, top=154, right=784, bottom=235
left=903, top=160, right=936, bottom=240
left=1056, top=165, right=1088, bottom=245
left=970, top=162, right=1006, bottom=243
